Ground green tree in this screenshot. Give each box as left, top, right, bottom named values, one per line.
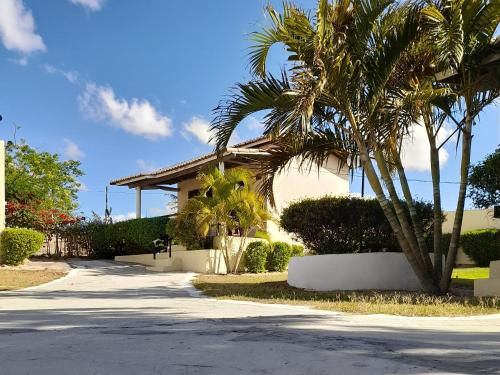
left=468, top=147, right=500, bottom=208
left=211, top=0, right=499, bottom=293
left=6, top=141, right=83, bottom=213
left=179, top=167, right=272, bottom=273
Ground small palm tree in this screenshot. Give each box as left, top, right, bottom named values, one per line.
left=181, top=167, right=272, bottom=273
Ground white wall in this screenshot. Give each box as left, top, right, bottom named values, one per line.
left=288, top=253, right=441, bottom=291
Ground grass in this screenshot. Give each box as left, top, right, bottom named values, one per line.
left=0, top=269, right=66, bottom=291
left=194, top=272, right=500, bottom=317
left=451, top=267, right=490, bottom=287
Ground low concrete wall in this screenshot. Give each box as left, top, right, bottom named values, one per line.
left=474, top=261, right=500, bottom=297
left=288, top=253, right=438, bottom=291
left=174, top=249, right=227, bottom=274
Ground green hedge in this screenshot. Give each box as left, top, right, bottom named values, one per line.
left=267, top=242, right=292, bottom=272
left=0, top=228, right=45, bottom=265
left=290, top=244, right=305, bottom=257
left=461, top=229, right=500, bottom=267
left=89, top=216, right=169, bottom=259
left=280, top=196, right=435, bottom=255
left=244, top=241, right=271, bottom=273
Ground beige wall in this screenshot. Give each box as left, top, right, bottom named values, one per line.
left=271, top=155, right=349, bottom=214
left=443, top=208, right=500, bottom=233
left=177, top=178, right=202, bottom=210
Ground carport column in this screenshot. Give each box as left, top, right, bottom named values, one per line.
left=135, top=187, right=142, bottom=219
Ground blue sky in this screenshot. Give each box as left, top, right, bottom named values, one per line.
left=0, top=0, right=498, bottom=220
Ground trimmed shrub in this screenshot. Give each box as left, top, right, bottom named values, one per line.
left=244, top=241, right=271, bottom=273
left=290, top=244, right=305, bottom=257
left=280, top=196, right=435, bottom=255
left=89, top=216, right=169, bottom=259
left=0, top=228, right=45, bottom=265
left=267, top=242, right=292, bottom=272
left=460, top=229, right=500, bottom=267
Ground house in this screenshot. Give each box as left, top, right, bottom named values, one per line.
left=110, top=136, right=349, bottom=243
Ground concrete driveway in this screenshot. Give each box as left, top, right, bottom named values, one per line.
left=0, top=260, right=498, bottom=375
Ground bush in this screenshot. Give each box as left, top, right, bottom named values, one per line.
left=0, top=228, right=45, bottom=265
left=166, top=214, right=206, bottom=250
left=267, top=242, right=292, bottom=272
left=290, top=244, right=305, bottom=257
left=280, top=196, right=436, bottom=255
left=244, top=241, right=271, bottom=273
left=460, top=229, right=500, bottom=267
left=89, top=216, right=169, bottom=259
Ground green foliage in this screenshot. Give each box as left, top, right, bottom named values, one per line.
left=166, top=209, right=207, bottom=250
left=280, top=196, right=435, bottom=255
left=244, top=241, right=271, bottom=273
left=0, top=228, right=45, bottom=265
left=460, top=229, right=500, bottom=267
left=290, top=244, right=304, bottom=257
left=267, top=242, right=292, bottom=272
left=5, top=141, right=83, bottom=213
left=254, top=230, right=272, bottom=243
left=468, top=148, right=500, bottom=208
left=89, top=216, right=169, bottom=259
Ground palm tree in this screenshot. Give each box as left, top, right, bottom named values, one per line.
left=181, top=167, right=271, bottom=273
left=211, top=0, right=500, bottom=293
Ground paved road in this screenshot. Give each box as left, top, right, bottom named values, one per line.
left=0, top=261, right=499, bottom=375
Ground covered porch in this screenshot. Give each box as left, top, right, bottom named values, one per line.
left=110, top=146, right=271, bottom=218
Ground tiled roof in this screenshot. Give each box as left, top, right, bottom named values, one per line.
left=110, top=136, right=269, bottom=185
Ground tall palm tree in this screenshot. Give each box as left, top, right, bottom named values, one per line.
left=211, top=0, right=500, bottom=293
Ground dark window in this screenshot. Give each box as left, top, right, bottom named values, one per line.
left=188, top=189, right=200, bottom=199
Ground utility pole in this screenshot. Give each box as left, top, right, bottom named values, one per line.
left=361, top=167, right=365, bottom=197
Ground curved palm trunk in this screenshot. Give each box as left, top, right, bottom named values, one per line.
left=374, top=151, right=427, bottom=271
left=440, top=106, right=473, bottom=292
left=390, top=149, right=435, bottom=277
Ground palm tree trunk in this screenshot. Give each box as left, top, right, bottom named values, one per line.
left=232, top=233, right=247, bottom=274
left=360, top=148, right=440, bottom=294
left=347, top=113, right=440, bottom=294
left=425, top=114, right=443, bottom=282
left=440, top=106, right=473, bottom=292
left=390, top=149, right=434, bottom=276
left=374, top=151, right=426, bottom=270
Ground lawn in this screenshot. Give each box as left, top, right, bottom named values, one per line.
left=451, top=267, right=490, bottom=287
left=194, top=272, right=500, bottom=317
left=0, top=269, right=66, bottom=291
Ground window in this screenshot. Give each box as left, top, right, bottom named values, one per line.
left=188, top=189, right=200, bottom=199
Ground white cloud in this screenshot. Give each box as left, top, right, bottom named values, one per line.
left=10, top=56, right=28, bottom=66
left=136, top=159, right=157, bottom=173
left=69, top=0, right=106, bottom=12
left=0, top=0, right=46, bottom=54
left=63, top=138, right=85, bottom=160
left=111, top=212, right=136, bottom=222
left=182, top=116, right=241, bottom=146
left=78, top=83, right=173, bottom=140
left=182, top=116, right=214, bottom=145
left=400, top=123, right=453, bottom=172
left=44, top=64, right=79, bottom=84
